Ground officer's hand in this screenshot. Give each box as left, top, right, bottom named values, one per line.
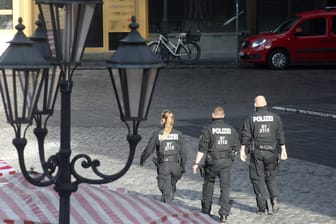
left=192, top=164, right=198, bottom=174
left=280, top=145, right=288, bottom=160
left=240, top=151, right=247, bottom=162
left=280, top=150, right=288, bottom=160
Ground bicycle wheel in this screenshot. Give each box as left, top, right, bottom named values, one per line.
left=148, top=41, right=162, bottom=58
left=177, top=41, right=201, bottom=64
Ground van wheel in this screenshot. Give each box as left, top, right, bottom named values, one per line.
left=267, top=50, right=289, bottom=69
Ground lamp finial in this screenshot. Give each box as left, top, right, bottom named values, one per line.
left=129, top=16, right=139, bottom=31
left=15, top=17, right=25, bottom=33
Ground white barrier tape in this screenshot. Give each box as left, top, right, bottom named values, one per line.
left=272, top=106, right=336, bottom=119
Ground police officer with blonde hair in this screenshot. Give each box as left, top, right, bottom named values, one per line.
left=240, top=95, right=288, bottom=215
left=140, top=110, right=186, bottom=204
left=193, top=106, right=239, bottom=223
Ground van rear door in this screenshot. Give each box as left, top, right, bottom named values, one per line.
left=323, top=16, right=336, bottom=62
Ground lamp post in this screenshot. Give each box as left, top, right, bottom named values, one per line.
left=161, top=0, right=169, bottom=63
left=235, top=0, right=240, bottom=64
left=0, top=2, right=164, bottom=224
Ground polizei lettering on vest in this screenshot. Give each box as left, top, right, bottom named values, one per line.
left=212, top=128, right=231, bottom=134
left=159, top=133, right=179, bottom=141
left=253, top=115, right=274, bottom=122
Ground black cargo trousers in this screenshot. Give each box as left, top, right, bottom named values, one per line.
left=249, top=149, right=279, bottom=211
left=201, top=158, right=233, bottom=216
left=157, top=161, right=182, bottom=204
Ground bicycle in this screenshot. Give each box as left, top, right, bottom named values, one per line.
left=148, top=32, right=201, bottom=64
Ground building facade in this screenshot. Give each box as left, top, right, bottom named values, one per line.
left=0, top=0, right=148, bottom=54
left=1, top=0, right=336, bottom=58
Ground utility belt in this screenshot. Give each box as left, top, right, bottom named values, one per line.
left=255, top=144, right=276, bottom=152
left=159, top=154, right=179, bottom=163
left=207, top=151, right=231, bottom=160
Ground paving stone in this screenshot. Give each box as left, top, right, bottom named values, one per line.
left=0, top=66, right=335, bottom=223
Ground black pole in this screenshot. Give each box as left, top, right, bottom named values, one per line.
left=236, top=0, right=240, bottom=64
left=54, top=79, right=77, bottom=224
left=162, top=0, right=168, bottom=35
left=162, top=0, right=169, bottom=63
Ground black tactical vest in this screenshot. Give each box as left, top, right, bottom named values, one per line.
left=158, top=132, right=181, bottom=156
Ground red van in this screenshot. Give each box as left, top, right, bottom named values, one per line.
left=239, top=7, right=336, bottom=69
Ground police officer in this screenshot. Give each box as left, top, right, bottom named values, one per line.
left=240, top=95, right=288, bottom=214
left=192, top=106, right=239, bottom=223
left=140, top=110, right=186, bottom=204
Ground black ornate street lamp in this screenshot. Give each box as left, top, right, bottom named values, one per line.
left=0, top=1, right=164, bottom=224
left=29, top=14, right=62, bottom=173
left=107, top=16, right=164, bottom=124
left=0, top=18, right=49, bottom=138
left=106, top=16, right=164, bottom=180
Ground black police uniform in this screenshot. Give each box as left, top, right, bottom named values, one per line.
left=240, top=106, right=285, bottom=212
left=140, top=128, right=186, bottom=204
left=198, top=118, right=239, bottom=217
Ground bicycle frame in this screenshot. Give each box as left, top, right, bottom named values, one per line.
left=155, top=34, right=190, bottom=57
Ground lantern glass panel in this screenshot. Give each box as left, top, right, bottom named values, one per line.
left=0, top=68, right=44, bottom=124
left=72, top=4, right=96, bottom=62
left=38, top=4, right=64, bottom=60
left=110, top=68, right=125, bottom=118
left=110, top=68, right=159, bottom=121
left=141, top=68, right=158, bottom=119
left=38, top=3, right=96, bottom=64
left=0, top=69, right=12, bottom=122
left=37, top=66, right=61, bottom=114
left=125, top=69, right=142, bottom=119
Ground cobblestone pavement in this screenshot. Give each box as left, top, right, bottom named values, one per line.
left=1, top=67, right=335, bottom=223
left=1, top=126, right=335, bottom=224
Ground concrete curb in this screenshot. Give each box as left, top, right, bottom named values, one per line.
left=77, top=61, right=239, bottom=70
left=272, top=106, right=336, bottom=119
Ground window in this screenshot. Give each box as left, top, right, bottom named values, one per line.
left=148, top=0, right=246, bottom=33
left=0, top=0, right=13, bottom=30
left=273, top=16, right=300, bottom=34
left=298, top=18, right=326, bottom=36
left=332, top=17, right=336, bottom=34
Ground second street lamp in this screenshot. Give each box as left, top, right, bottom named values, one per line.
left=29, top=14, right=62, bottom=174
left=30, top=14, right=61, bottom=118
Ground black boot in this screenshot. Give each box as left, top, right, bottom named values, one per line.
left=201, top=202, right=213, bottom=217
left=219, top=215, right=228, bottom=223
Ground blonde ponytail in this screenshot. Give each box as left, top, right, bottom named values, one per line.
left=161, top=111, right=174, bottom=141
